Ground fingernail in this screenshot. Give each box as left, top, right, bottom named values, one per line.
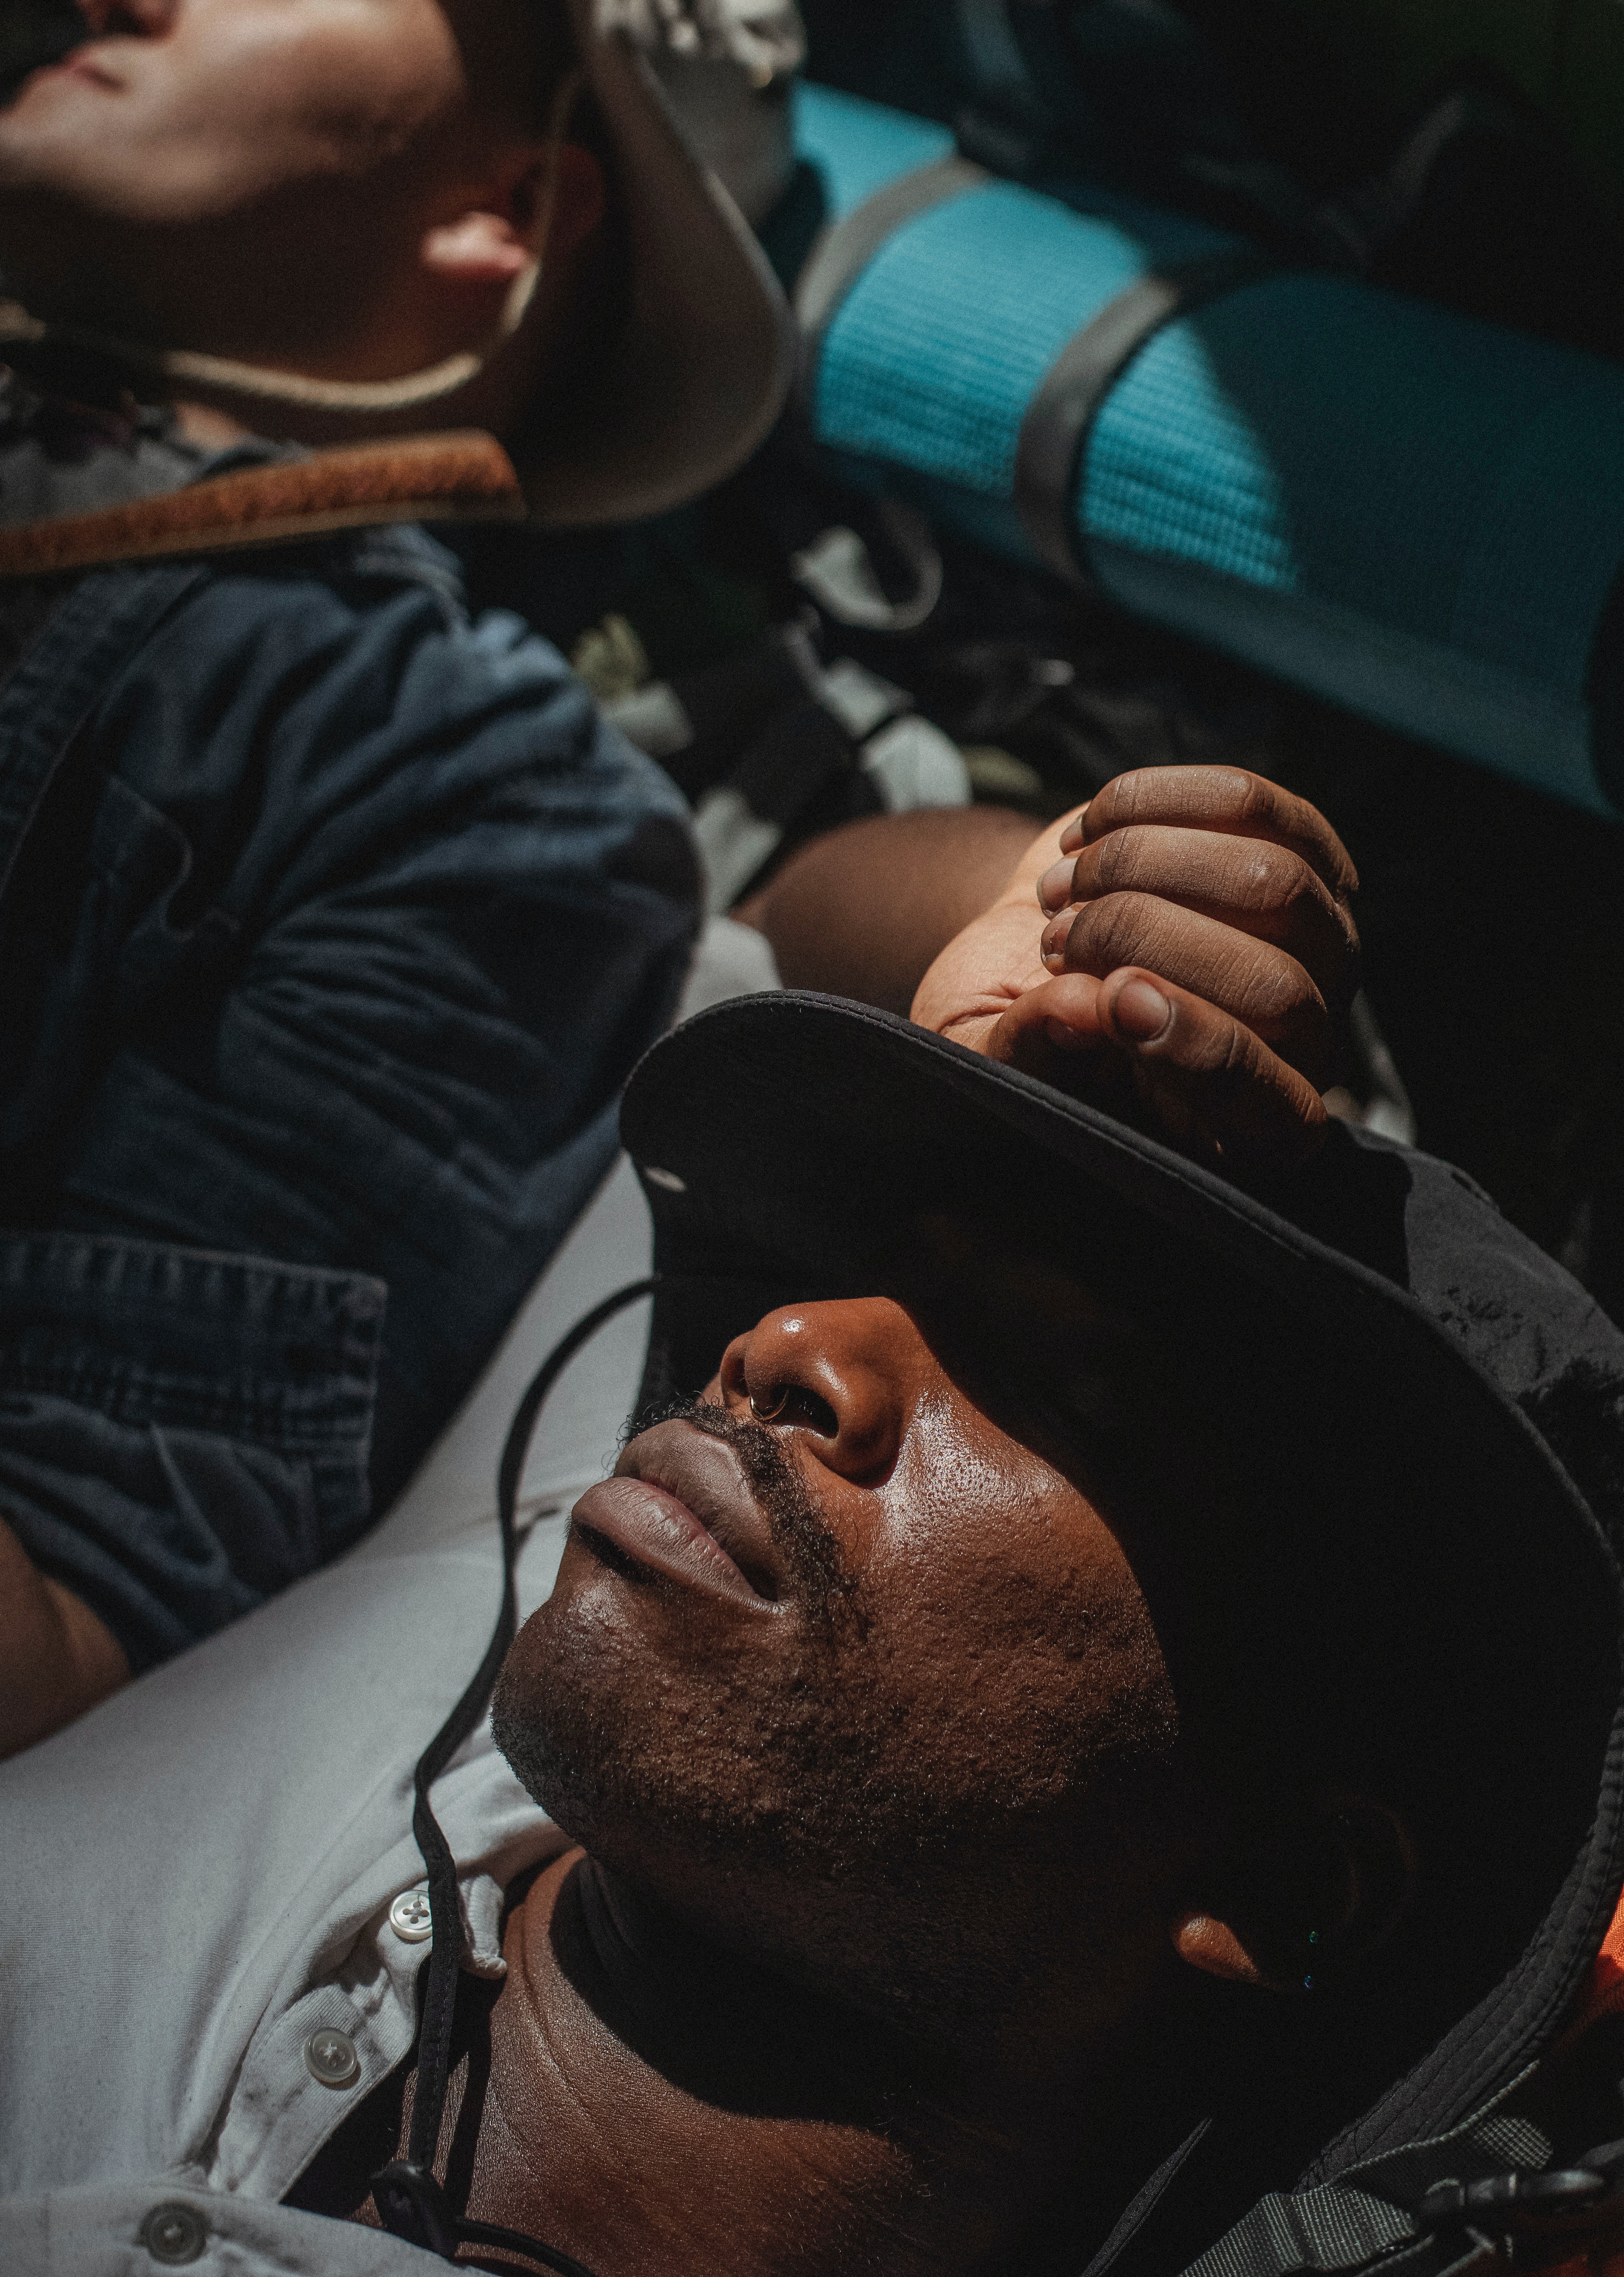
left=1040, top=908, right=1077, bottom=967
left=1111, top=979, right=1171, bottom=1041
left=1044, top=1017, right=1090, bottom=1052
left=1058, top=814, right=1086, bottom=854
left=1037, top=858, right=1075, bottom=914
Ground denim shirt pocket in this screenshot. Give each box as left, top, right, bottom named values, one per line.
left=0, top=1232, right=385, bottom=1672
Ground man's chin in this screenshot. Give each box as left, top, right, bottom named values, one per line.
left=491, top=1587, right=821, bottom=1880
left=490, top=1607, right=598, bottom=1837
left=0, top=64, right=119, bottom=159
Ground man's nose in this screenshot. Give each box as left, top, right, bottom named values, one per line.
left=717, top=1299, right=913, bottom=1482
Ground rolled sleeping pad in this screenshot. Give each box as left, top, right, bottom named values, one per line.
left=792, top=80, right=1624, bottom=818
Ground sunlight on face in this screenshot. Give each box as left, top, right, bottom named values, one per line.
left=0, top=0, right=546, bottom=366
left=0, top=0, right=468, bottom=225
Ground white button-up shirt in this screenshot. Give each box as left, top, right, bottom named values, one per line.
left=1, top=1504, right=577, bottom=2274
left=0, top=920, right=780, bottom=2277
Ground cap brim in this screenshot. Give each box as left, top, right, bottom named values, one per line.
left=513, top=11, right=797, bottom=526
left=622, top=992, right=1607, bottom=1473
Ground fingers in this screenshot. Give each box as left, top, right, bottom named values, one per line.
left=989, top=969, right=1329, bottom=1170
left=1062, top=767, right=1358, bottom=904
left=1038, top=822, right=1356, bottom=1012
left=1036, top=889, right=1331, bottom=1078
left=1115, top=972, right=1330, bottom=1168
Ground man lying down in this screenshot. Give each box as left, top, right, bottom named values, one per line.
left=5, top=771, right=1624, bottom=2277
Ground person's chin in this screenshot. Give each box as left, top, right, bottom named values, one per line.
left=491, top=1592, right=706, bottom=1851
left=490, top=1571, right=808, bottom=1860
left=3, top=65, right=112, bottom=131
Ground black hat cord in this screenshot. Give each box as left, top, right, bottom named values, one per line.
left=373, top=1275, right=658, bottom=2275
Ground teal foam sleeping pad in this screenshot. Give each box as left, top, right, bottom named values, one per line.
left=793, top=81, right=1624, bottom=818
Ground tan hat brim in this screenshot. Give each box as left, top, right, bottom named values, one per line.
left=514, top=5, right=797, bottom=526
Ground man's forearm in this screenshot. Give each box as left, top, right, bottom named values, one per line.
left=0, top=1517, right=129, bottom=1759
left=738, top=805, right=1044, bottom=1015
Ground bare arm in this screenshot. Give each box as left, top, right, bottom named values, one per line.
left=736, top=806, right=1041, bottom=1015
left=0, top=1517, right=129, bottom=1759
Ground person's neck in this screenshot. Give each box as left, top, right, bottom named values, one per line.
left=466, top=1849, right=1188, bottom=2277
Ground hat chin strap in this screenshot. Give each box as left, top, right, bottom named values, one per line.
left=0, top=69, right=581, bottom=428
left=0, top=274, right=534, bottom=419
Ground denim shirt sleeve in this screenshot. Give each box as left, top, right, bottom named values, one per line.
left=0, top=532, right=699, bottom=1665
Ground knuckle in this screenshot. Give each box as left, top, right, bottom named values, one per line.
left=1065, top=891, right=1156, bottom=973
left=1093, top=829, right=1140, bottom=895
left=1194, top=1011, right=1257, bottom=1087
left=1237, top=953, right=1325, bottom=1047
left=1227, top=840, right=1313, bottom=925
left=1224, top=769, right=1279, bottom=832
left=1270, top=853, right=1330, bottom=933
left=1265, top=964, right=1326, bottom=1030
left=1086, top=775, right=1130, bottom=836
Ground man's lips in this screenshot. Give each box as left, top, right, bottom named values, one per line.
left=35, top=48, right=123, bottom=91
left=569, top=1421, right=782, bottom=1609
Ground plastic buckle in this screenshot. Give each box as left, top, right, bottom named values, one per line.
left=372, top=2159, right=462, bottom=2260
left=1414, top=2168, right=1622, bottom=2266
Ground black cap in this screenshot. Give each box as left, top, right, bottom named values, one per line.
left=620, top=991, right=1624, bottom=2175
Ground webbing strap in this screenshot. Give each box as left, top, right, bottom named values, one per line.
left=1176, top=2100, right=1554, bottom=2277
left=1013, top=246, right=1280, bottom=588
left=795, top=154, right=989, bottom=407
left=794, top=155, right=1281, bottom=596
left=1179, top=2184, right=1418, bottom=2277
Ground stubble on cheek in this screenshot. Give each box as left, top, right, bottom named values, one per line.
left=492, top=1419, right=920, bottom=1893
left=491, top=1554, right=888, bottom=1877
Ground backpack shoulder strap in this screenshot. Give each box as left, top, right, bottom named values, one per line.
left=1177, top=2094, right=1567, bottom=2277
left=0, top=430, right=524, bottom=580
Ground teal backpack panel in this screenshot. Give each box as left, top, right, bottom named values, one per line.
left=792, top=80, right=1624, bottom=817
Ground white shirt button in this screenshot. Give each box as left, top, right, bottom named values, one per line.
left=140, top=2203, right=207, bottom=2265
left=389, top=1888, right=434, bottom=1943
left=304, top=2026, right=360, bottom=2088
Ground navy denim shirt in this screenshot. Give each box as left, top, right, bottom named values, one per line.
left=0, top=523, right=699, bottom=1670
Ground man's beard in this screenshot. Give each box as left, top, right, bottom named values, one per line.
left=488, top=1395, right=1006, bottom=1966
left=490, top=1400, right=1186, bottom=2030
left=492, top=1397, right=879, bottom=1856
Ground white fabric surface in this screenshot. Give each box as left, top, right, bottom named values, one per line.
left=0, top=918, right=780, bottom=2275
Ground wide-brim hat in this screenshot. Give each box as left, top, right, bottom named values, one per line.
left=0, top=0, right=797, bottom=527
left=618, top=989, right=1624, bottom=2190
left=514, top=0, right=799, bottom=523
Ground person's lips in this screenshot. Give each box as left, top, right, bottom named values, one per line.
left=569, top=1420, right=783, bottom=1609
left=34, top=47, right=124, bottom=91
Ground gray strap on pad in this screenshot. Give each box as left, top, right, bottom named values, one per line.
left=794, top=155, right=989, bottom=411
left=1014, top=246, right=1280, bottom=588
left=794, top=148, right=1280, bottom=598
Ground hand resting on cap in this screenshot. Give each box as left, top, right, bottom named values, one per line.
left=911, top=766, right=1360, bottom=1168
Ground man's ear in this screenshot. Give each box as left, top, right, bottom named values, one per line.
left=420, top=144, right=605, bottom=289
left=1170, top=1791, right=1417, bottom=1994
